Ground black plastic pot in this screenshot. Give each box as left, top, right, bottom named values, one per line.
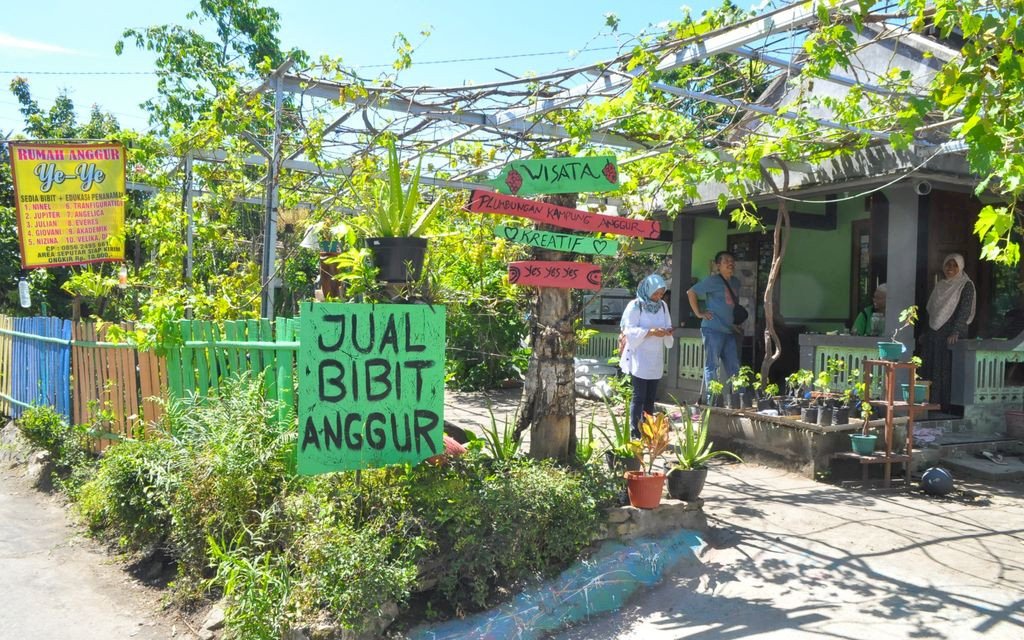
left=817, top=406, right=834, bottom=426
left=725, top=392, right=742, bottom=410
left=667, top=467, right=708, bottom=501
left=800, top=406, right=818, bottom=423
left=737, top=390, right=753, bottom=409
left=756, top=398, right=774, bottom=411
left=367, top=237, right=427, bottom=283
left=832, top=407, right=850, bottom=425
left=778, top=399, right=800, bottom=416
left=604, top=450, right=641, bottom=473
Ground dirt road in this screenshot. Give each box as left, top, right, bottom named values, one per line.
left=0, top=467, right=183, bottom=640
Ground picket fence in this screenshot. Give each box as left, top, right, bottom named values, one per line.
left=0, top=316, right=72, bottom=421
left=0, top=315, right=298, bottom=444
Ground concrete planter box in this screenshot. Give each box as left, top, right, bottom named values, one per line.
left=704, top=407, right=907, bottom=478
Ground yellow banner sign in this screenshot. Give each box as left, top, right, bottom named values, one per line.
left=9, top=141, right=126, bottom=268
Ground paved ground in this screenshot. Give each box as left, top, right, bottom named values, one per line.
left=0, top=391, right=1021, bottom=640
left=552, top=462, right=1024, bottom=639
left=445, top=387, right=624, bottom=451
left=449, top=389, right=1024, bottom=640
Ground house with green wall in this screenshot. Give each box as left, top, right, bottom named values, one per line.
left=582, top=21, right=1024, bottom=440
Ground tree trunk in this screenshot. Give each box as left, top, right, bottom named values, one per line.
left=760, top=163, right=791, bottom=382
left=514, top=193, right=578, bottom=463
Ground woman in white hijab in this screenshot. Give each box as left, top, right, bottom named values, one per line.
left=922, top=253, right=976, bottom=410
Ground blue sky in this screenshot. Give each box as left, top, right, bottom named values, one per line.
left=1, top=0, right=727, bottom=136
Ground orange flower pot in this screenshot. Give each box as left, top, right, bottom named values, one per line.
left=625, top=471, right=666, bottom=509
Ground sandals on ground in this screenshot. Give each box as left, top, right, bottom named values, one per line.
left=978, top=450, right=1006, bottom=465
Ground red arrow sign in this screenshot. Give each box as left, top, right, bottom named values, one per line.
left=508, top=261, right=602, bottom=290
left=467, top=190, right=660, bottom=239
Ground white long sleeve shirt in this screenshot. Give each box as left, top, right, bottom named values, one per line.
left=619, top=299, right=673, bottom=379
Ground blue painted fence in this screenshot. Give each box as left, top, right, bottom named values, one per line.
left=0, top=316, right=73, bottom=422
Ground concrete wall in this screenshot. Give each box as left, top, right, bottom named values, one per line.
left=705, top=408, right=911, bottom=479
left=688, top=197, right=869, bottom=331
left=882, top=185, right=920, bottom=342
left=705, top=409, right=852, bottom=478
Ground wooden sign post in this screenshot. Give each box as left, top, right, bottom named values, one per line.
left=467, top=190, right=660, bottom=239
left=508, top=261, right=601, bottom=290
left=494, top=224, right=618, bottom=256
left=296, top=303, right=446, bottom=475
left=487, top=156, right=619, bottom=195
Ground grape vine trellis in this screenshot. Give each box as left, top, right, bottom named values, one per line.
left=97, top=0, right=1013, bottom=455
left=243, top=0, right=996, bottom=310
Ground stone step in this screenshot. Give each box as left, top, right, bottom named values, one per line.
left=934, top=436, right=1023, bottom=458
left=938, top=452, right=1024, bottom=482
left=914, top=417, right=970, bottom=433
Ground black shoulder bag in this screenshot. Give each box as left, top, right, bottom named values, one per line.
left=720, top=275, right=749, bottom=325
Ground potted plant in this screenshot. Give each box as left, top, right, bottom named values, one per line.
left=811, top=360, right=843, bottom=423
left=726, top=368, right=752, bottom=409
left=751, top=372, right=778, bottom=411
left=901, top=355, right=931, bottom=403
left=707, top=379, right=724, bottom=408
left=666, top=407, right=743, bottom=500
left=850, top=399, right=878, bottom=455
left=600, top=400, right=641, bottom=472
left=322, top=246, right=384, bottom=302
left=833, top=369, right=862, bottom=425
left=878, top=305, right=918, bottom=361
left=785, top=369, right=813, bottom=416
left=739, top=366, right=757, bottom=408
left=354, top=137, right=442, bottom=283
left=624, top=411, right=672, bottom=509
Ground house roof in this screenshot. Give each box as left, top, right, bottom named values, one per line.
left=678, top=141, right=976, bottom=214
left=675, top=20, right=978, bottom=212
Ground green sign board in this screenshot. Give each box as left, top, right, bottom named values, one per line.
left=494, top=224, right=618, bottom=256
left=297, top=302, right=446, bottom=475
left=487, top=156, right=619, bottom=196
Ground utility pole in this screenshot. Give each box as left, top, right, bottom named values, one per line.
left=183, top=151, right=194, bottom=319
left=260, top=71, right=285, bottom=319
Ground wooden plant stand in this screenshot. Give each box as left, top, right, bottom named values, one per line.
left=833, top=359, right=938, bottom=488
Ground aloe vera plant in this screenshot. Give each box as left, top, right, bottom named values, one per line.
left=673, top=407, right=742, bottom=470
left=361, top=137, right=442, bottom=238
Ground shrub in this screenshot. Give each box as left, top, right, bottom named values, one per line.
left=410, top=456, right=617, bottom=613
left=76, top=437, right=181, bottom=550
left=208, top=534, right=294, bottom=640
left=203, top=470, right=430, bottom=638
left=66, top=370, right=621, bottom=637
left=160, top=374, right=296, bottom=583
left=55, top=422, right=100, bottom=498
left=17, top=406, right=99, bottom=496
left=17, top=405, right=67, bottom=455
left=289, top=518, right=420, bottom=632
left=78, top=373, right=295, bottom=586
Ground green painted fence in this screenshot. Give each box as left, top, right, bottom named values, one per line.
left=164, top=318, right=299, bottom=426
left=0, top=315, right=301, bottom=434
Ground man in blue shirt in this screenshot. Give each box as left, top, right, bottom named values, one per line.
left=687, top=251, right=742, bottom=403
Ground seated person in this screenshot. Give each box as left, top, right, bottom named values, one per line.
left=852, top=283, right=886, bottom=336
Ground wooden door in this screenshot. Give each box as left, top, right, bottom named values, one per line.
left=850, top=218, right=872, bottom=327
left=925, top=191, right=984, bottom=336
